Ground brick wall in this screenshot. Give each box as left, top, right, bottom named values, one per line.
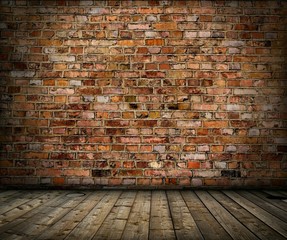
left=0, top=0, right=286, bottom=189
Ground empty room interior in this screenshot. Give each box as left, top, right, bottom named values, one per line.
left=0, top=0, right=286, bottom=239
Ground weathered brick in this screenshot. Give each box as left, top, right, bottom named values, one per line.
left=23, top=152, right=49, bottom=159
left=181, top=153, right=206, bottom=161
left=198, top=31, right=211, bottom=38
left=38, top=39, right=62, bottom=46
left=118, top=40, right=144, bottom=46
left=145, top=39, right=165, bottom=46
left=153, top=22, right=177, bottom=30
left=64, top=169, right=90, bottom=177
left=11, top=71, right=35, bottom=78
left=184, top=31, right=197, bottom=38
left=177, top=121, right=202, bottom=128
left=128, top=23, right=151, bottom=30
left=50, top=55, right=75, bottom=62
left=91, top=169, right=111, bottom=177
left=187, top=162, right=201, bottom=169
left=203, top=121, right=229, bottom=128
left=221, top=170, right=241, bottom=178
left=1, top=0, right=286, bottom=189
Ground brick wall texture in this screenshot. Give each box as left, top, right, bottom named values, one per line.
left=0, top=0, right=286, bottom=189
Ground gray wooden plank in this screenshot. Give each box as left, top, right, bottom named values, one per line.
left=0, top=232, right=24, bottom=240
left=195, top=190, right=259, bottom=240
left=66, top=191, right=121, bottom=240
left=149, top=191, right=176, bottom=240
left=0, top=191, right=62, bottom=227
left=1, top=191, right=83, bottom=238
left=0, top=189, right=286, bottom=240
left=167, top=190, right=203, bottom=240
left=264, top=190, right=287, bottom=198
left=0, top=191, right=69, bottom=240
left=0, top=190, right=19, bottom=201
left=0, top=191, right=66, bottom=236
left=251, top=190, right=287, bottom=212
left=0, top=191, right=44, bottom=215
left=92, top=191, right=137, bottom=240
left=36, top=191, right=107, bottom=240
left=223, top=190, right=287, bottom=238
left=238, top=190, right=287, bottom=222
left=210, top=190, right=285, bottom=240
left=115, top=191, right=137, bottom=207
left=279, top=191, right=287, bottom=196
left=121, top=191, right=151, bottom=240
left=264, top=190, right=287, bottom=203
left=181, top=190, right=232, bottom=240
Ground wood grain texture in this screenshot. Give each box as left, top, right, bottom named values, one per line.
left=0, top=190, right=286, bottom=240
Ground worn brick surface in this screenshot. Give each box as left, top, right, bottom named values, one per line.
left=0, top=0, right=286, bottom=188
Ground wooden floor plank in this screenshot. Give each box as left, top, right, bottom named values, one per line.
left=264, top=190, right=287, bottom=204
left=167, top=190, right=203, bottom=240
left=0, top=191, right=44, bottom=215
left=0, top=191, right=62, bottom=227
left=66, top=191, right=121, bottom=240
left=277, top=191, right=287, bottom=197
left=121, top=191, right=151, bottom=240
left=0, top=232, right=24, bottom=240
left=264, top=190, right=287, bottom=198
left=223, top=190, right=287, bottom=238
left=149, top=191, right=176, bottom=240
left=251, top=190, right=287, bottom=212
left=0, top=190, right=19, bottom=201
left=5, top=191, right=87, bottom=239
left=196, top=190, right=259, bottom=240
left=210, top=190, right=285, bottom=240
left=92, top=191, right=137, bottom=240
left=181, top=190, right=232, bottom=240
left=0, top=190, right=286, bottom=239
left=0, top=191, right=67, bottom=239
left=36, top=191, right=107, bottom=240
left=238, top=190, right=287, bottom=222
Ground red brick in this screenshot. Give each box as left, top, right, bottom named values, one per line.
left=234, top=24, right=258, bottom=31
left=187, top=162, right=201, bottom=169
left=145, top=39, right=165, bottom=46
left=139, top=7, right=163, bottom=14
left=76, top=87, right=101, bottom=95
left=50, top=120, right=75, bottom=127
left=117, top=137, right=141, bottom=144
left=88, top=137, right=112, bottom=143
left=8, top=169, right=35, bottom=176
left=107, top=178, right=121, bottom=185
left=38, top=39, right=62, bottom=46
left=165, top=178, right=177, bottom=185
left=1, top=1, right=286, bottom=189
left=70, top=47, right=83, bottom=54
left=119, top=170, right=142, bottom=176
left=151, top=178, right=163, bottom=185
left=23, top=152, right=49, bottom=159
left=37, top=169, right=62, bottom=177
left=118, top=40, right=144, bottom=46
left=203, top=121, right=229, bottom=128
left=199, top=15, right=212, bottom=22
left=137, top=178, right=150, bottom=185
left=50, top=153, right=75, bottom=160
left=64, top=169, right=90, bottom=177
left=53, top=177, right=65, bottom=185
left=132, top=120, right=158, bottom=128
left=0, top=160, right=13, bottom=167
left=143, top=137, right=168, bottom=144
left=153, top=22, right=177, bottom=30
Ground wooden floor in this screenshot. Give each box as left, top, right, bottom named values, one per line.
left=0, top=190, right=286, bottom=240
